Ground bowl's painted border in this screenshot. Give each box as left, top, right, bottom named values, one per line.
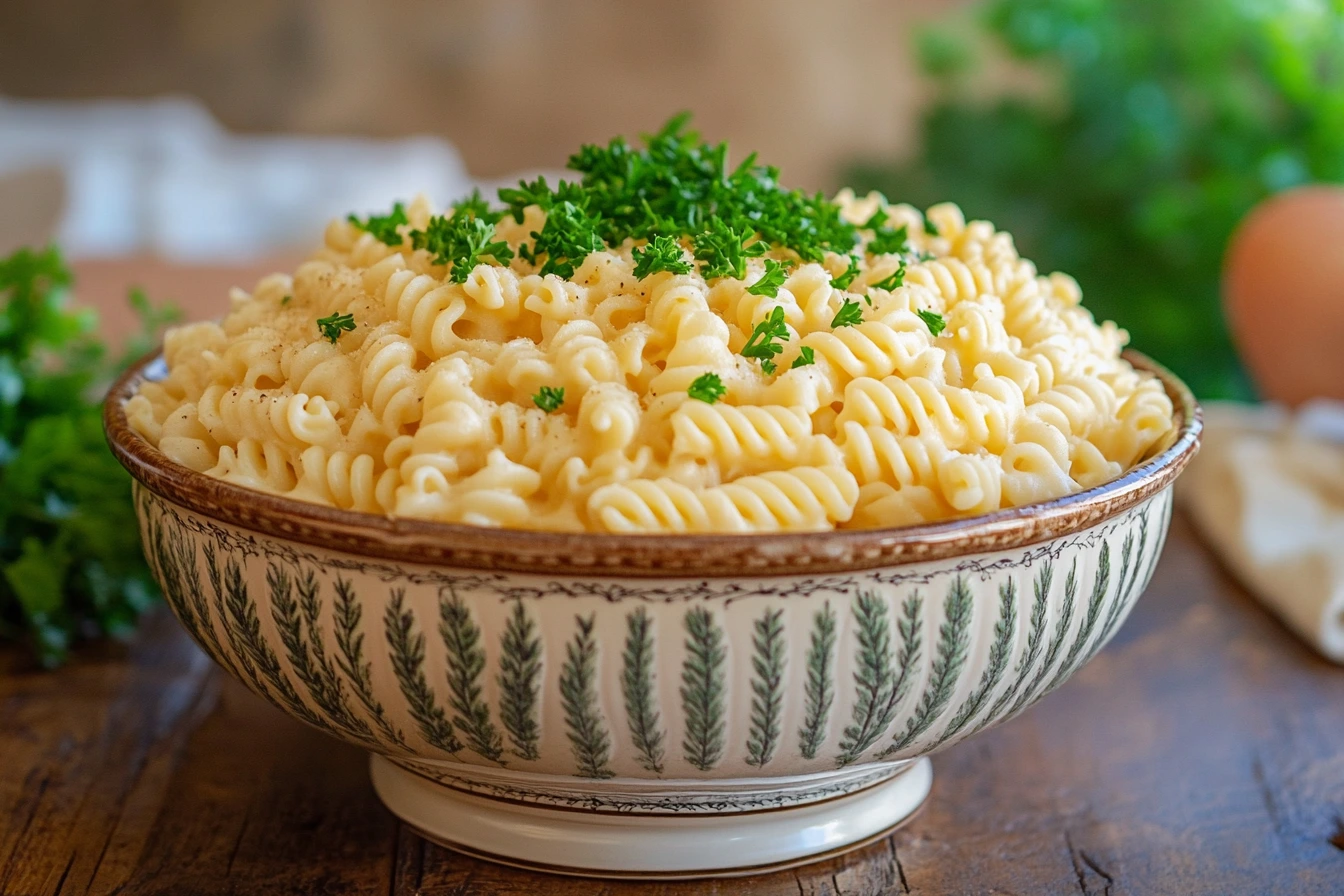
left=105, top=348, right=1200, bottom=577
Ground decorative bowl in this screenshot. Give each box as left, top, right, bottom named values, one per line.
left=104, top=350, right=1200, bottom=879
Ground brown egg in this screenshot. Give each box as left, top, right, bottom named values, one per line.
left=1224, top=185, right=1344, bottom=405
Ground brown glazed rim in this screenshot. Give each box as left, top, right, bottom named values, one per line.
left=105, top=349, right=1201, bottom=577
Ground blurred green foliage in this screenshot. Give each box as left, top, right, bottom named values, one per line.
left=848, top=0, right=1344, bottom=398
left=0, top=247, right=177, bottom=667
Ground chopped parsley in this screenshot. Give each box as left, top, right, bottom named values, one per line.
left=871, top=260, right=907, bottom=292
left=917, top=309, right=947, bottom=336
left=356, top=114, right=870, bottom=284
left=922, top=210, right=940, bottom=237
left=687, top=372, right=727, bottom=403
left=791, top=346, right=816, bottom=369
left=280, top=295, right=292, bottom=305
left=632, top=234, right=692, bottom=278
left=831, top=255, right=861, bottom=291
left=518, top=200, right=605, bottom=279
left=831, top=300, right=864, bottom=329
left=867, top=224, right=910, bottom=257
left=863, top=207, right=889, bottom=231
left=317, top=312, right=356, bottom=343
left=692, top=219, right=766, bottom=280
left=746, top=259, right=789, bottom=297
left=740, top=306, right=790, bottom=375
left=412, top=214, right=514, bottom=283
left=451, top=188, right=504, bottom=224
left=348, top=202, right=408, bottom=245
left=532, top=385, right=565, bottom=413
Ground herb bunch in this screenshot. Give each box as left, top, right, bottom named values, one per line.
left=1, top=247, right=176, bottom=666
left=848, top=0, right=1344, bottom=397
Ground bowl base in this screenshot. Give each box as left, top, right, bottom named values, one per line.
left=369, top=755, right=933, bottom=880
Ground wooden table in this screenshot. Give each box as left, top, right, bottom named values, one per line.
left=3, top=515, right=1343, bottom=895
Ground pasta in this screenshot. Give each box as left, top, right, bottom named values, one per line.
left=128, top=125, right=1175, bottom=534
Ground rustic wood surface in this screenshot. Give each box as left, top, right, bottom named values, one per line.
left=3, top=515, right=1343, bottom=895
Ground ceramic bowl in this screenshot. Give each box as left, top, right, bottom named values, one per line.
left=104, top=350, right=1200, bottom=879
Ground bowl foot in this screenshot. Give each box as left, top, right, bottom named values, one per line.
left=369, top=755, right=932, bottom=879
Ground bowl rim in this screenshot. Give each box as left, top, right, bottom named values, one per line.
left=105, top=348, right=1201, bottom=577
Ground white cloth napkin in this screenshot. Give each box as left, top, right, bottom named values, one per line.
left=1180, top=400, right=1344, bottom=663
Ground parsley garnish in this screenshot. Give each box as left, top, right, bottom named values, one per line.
left=348, top=202, right=408, bottom=245
left=746, top=259, right=789, bottom=297
left=864, top=207, right=889, bottom=231
left=871, top=260, right=907, bottom=292
left=317, top=312, right=356, bottom=343
left=451, top=188, right=504, bottom=224
left=740, top=306, right=790, bottom=374
left=831, top=300, right=864, bottom=328
left=632, top=234, right=692, bottom=278
left=687, top=372, right=727, bottom=403
left=519, top=200, right=605, bottom=279
left=917, top=309, right=947, bottom=336
left=922, top=210, right=940, bottom=237
left=868, top=225, right=910, bottom=256
left=831, top=255, right=861, bottom=291
left=280, top=295, right=292, bottom=305
left=692, top=219, right=767, bottom=280
left=791, top=346, right=816, bottom=369
left=532, top=386, right=565, bottom=413
left=412, top=215, right=514, bottom=283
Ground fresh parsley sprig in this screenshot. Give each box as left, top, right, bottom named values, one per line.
left=687, top=372, right=727, bottom=404
left=316, top=312, right=357, bottom=344
left=868, top=224, right=910, bottom=257
left=692, top=219, right=767, bottom=280
left=519, top=201, right=605, bottom=279
left=791, top=346, right=816, bottom=369
left=632, top=235, right=692, bottom=278
left=412, top=215, right=514, bottom=283
left=746, top=259, right=790, bottom=298
left=831, top=300, right=864, bottom=328
left=740, top=306, right=791, bottom=375
left=831, top=255, right=861, bottom=291
left=451, top=189, right=504, bottom=225
left=871, top=260, right=907, bottom=292
left=917, top=309, right=947, bottom=336
left=532, top=386, right=565, bottom=413
left=348, top=202, right=408, bottom=245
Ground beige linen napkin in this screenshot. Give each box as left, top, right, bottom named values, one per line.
left=1180, top=401, right=1344, bottom=663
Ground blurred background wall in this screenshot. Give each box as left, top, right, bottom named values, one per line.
left=0, top=0, right=962, bottom=191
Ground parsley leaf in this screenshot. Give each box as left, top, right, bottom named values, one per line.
left=519, top=201, right=605, bottom=279
left=632, top=235, right=692, bottom=278
left=451, top=189, right=504, bottom=224
left=532, top=386, right=565, bottom=413
left=687, top=372, right=727, bottom=403
left=316, top=312, right=357, bottom=343
left=868, top=224, right=910, bottom=256
left=746, top=259, right=790, bottom=297
left=740, top=306, right=790, bottom=374
left=348, top=201, right=409, bottom=246
left=791, top=346, right=816, bottom=369
left=864, top=207, right=890, bottom=231
left=871, top=260, right=907, bottom=291
left=411, top=215, right=514, bottom=283
left=922, top=210, right=940, bottom=237
left=692, top=219, right=767, bottom=280
left=917, top=309, right=947, bottom=336
left=831, top=255, right=861, bottom=291
left=831, top=300, right=864, bottom=328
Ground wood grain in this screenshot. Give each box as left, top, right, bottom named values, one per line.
left=3, top=517, right=1343, bottom=895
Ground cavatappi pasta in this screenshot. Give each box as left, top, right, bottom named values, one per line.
left=127, top=192, right=1175, bottom=533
